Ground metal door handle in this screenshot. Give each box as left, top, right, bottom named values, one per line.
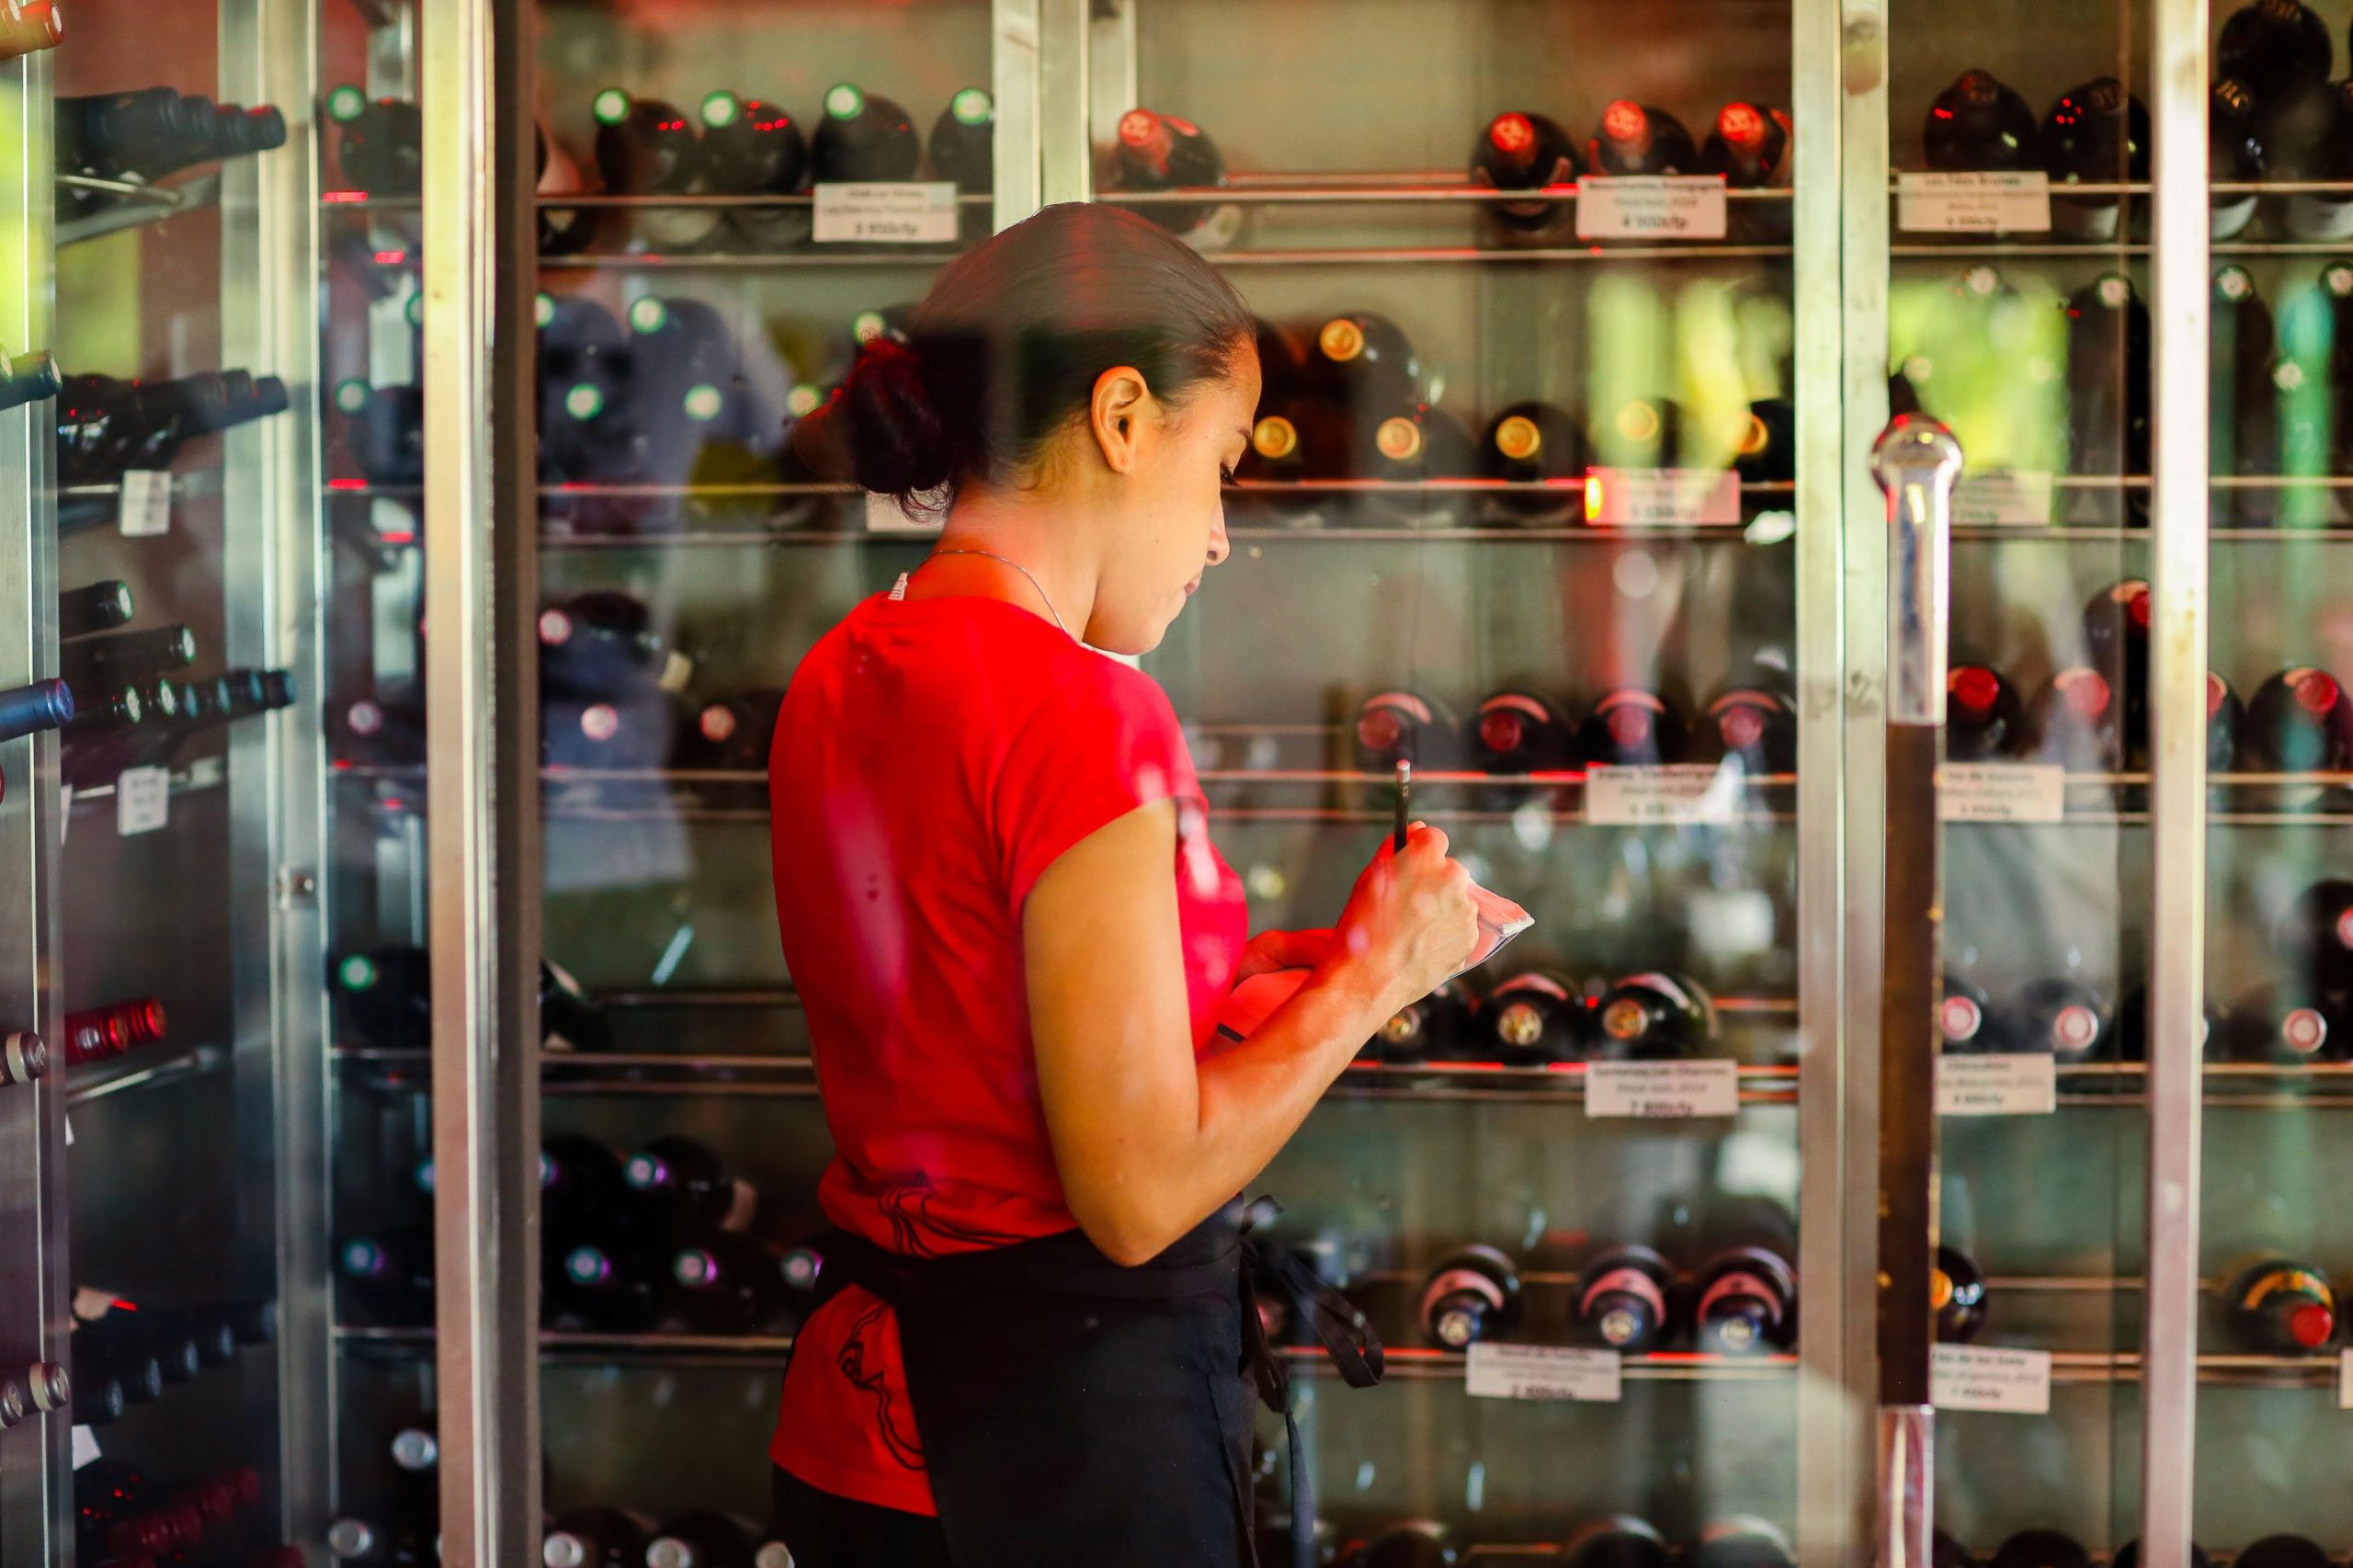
left=1870, top=415, right=1963, bottom=726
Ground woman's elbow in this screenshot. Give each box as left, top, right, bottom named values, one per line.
left=1067, top=1194, right=1184, bottom=1267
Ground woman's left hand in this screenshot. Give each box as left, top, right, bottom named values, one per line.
left=1235, top=927, right=1336, bottom=983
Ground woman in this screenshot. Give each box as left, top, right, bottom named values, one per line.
left=768, top=202, right=1481, bottom=1568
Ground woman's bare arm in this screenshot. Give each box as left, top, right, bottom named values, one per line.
left=1026, top=801, right=1475, bottom=1267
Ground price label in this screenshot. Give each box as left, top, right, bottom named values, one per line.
left=1895, top=171, right=2052, bottom=233
left=1585, top=466, right=1743, bottom=527
left=1952, top=471, right=2055, bottom=527
left=116, top=766, right=170, bottom=836
left=1937, top=1053, right=2058, bottom=1117
left=119, top=470, right=171, bottom=537
left=1931, top=1344, right=2052, bottom=1414
left=865, top=490, right=945, bottom=534
left=1575, top=176, right=1729, bottom=241
left=813, top=182, right=960, bottom=244
left=1465, top=1342, right=1623, bottom=1403
left=2338, top=1349, right=2353, bottom=1410
left=72, top=1425, right=100, bottom=1470
left=1586, top=763, right=1741, bottom=825
left=1941, top=763, right=2066, bottom=824
left=1587, top=1059, right=1741, bottom=1120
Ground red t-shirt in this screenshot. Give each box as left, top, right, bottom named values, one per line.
left=767, top=591, right=1248, bottom=1516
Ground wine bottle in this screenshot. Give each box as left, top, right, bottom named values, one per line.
left=0, top=0, right=62, bottom=62
left=2242, top=666, right=2353, bottom=772
left=2040, top=78, right=2148, bottom=241
left=2216, top=0, right=2333, bottom=102
left=60, top=580, right=135, bottom=641
left=2065, top=273, right=2151, bottom=485
left=1701, top=103, right=1794, bottom=241
left=71, top=1333, right=161, bottom=1410
left=0, top=679, right=74, bottom=745
left=2011, top=975, right=2111, bottom=1061
left=1345, top=1523, right=1458, bottom=1568
left=2116, top=983, right=2228, bottom=1061
left=1691, top=1521, right=1796, bottom=1568
left=661, top=1233, right=813, bottom=1335
left=2221, top=1255, right=2337, bottom=1352
left=1365, top=980, right=1472, bottom=1066
left=1480, top=400, right=1587, bottom=520
left=2213, top=265, right=2280, bottom=526
left=328, top=1510, right=438, bottom=1565
left=1945, top=664, right=2021, bottom=760
left=2211, top=79, right=2267, bottom=241
left=61, top=996, right=166, bottom=1067
left=1586, top=101, right=1698, bottom=176
left=698, top=91, right=810, bottom=251
left=1479, top=971, right=1594, bottom=1067
left=1695, top=673, right=1798, bottom=776
left=1922, top=70, right=2040, bottom=174
left=2216, top=985, right=2336, bottom=1062
left=336, top=1229, right=435, bottom=1326
left=540, top=1133, right=631, bottom=1244
left=1690, top=1244, right=1797, bottom=1353
left=624, top=1136, right=757, bottom=1232
left=1576, top=1244, right=1675, bottom=1352
left=1362, top=403, right=1476, bottom=526
left=1309, top=312, right=1422, bottom=412
left=539, top=591, right=692, bottom=699
left=335, top=946, right=430, bottom=1048
left=543, top=1507, right=659, bottom=1568
left=1231, top=398, right=1350, bottom=527
left=1, top=1028, right=49, bottom=1088
left=928, top=86, right=995, bottom=195
left=2271, top=76, right=2353, bottom=241
left=589, top=87, right=723, bottom=253
left=2108, top=1544, right=2215, bottom=1568
left=673, top=689, right=785, bottom=772
left=1112, top=107, right=1230, bottom=238
left=0, top=347, right=61, bottom=414
left=1932, top=1245, right=1987, bottom=1343
left=325, top=85, right=423, bottom=196
left=1468, top=109, right=1580, bottom=236
left=1463, top=689, right=1573, bottom=775
left=62, top=625, right=196, bottom=688
left=809, top=81, right=919, bottom=188
left=2080, top=575, right=2151, bottom=718
left=1577, top=687, right=1691, bottom=767
left=2278, top=877, right=2353, bottom=994
left=2231, top=1536, right=2336, bottom=1568
left=645, top=1510, right=762, bottom=1568
left=335, top=379, right=426, bottom=487
left=1354, top=689, right=1456, bottom=771
left=1417, top=1244, right=1521, bottom=1348
left=544, top=1234, right=659, bottom=1334
left=1560, top=1516, right=1671, bottom=1568
left=1733, top=397, right=1797, bottom=485
left=543, top=692, right=682, bottom=771
left=1594, top=971, right=1718, bottom=1058
left=2028, top=667, right=2120, bottom=770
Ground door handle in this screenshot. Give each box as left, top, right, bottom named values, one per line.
left=1871, top=414, right=1963, bottom=727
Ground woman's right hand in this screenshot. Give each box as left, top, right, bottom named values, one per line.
left=1330, top=824, right=1482, bottom=1016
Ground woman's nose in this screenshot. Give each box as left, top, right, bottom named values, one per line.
left=1206, top=512, right=1230, bottom=567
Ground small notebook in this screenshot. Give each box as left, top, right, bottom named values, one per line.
left=1215, top=883, right=1534, bottom=1043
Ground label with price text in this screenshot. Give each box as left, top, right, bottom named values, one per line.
left=1465, top=1342, right=1623, bottom=1403
left=1941, top=763, right=2066, bottom=824
left=1585, top=763, right=1741, bottom=825
left=1895, top=171, right=2052, bottom=233
left=1952, top=470, right=2055, bottom=527
left=117, top=766, right=170, bottom=836
left=1586, top=1059, right=1741, bottom=1120
left=119, top=470, right=171, bottom=537
left=1931, top=1344, right=2052, bottom=1414
left=1575, top=176, right=1728, bottom=241
left=1936, top=1053, right=2057, bottom=1117
left=814, top=182, right=959, bottom=244
left=1585, top=466, right=1743, bottom=527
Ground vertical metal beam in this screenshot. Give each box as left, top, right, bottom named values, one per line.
left=991, top=0, right=1043, bottom=230
left=2141, top=0, right=2210, bottom=1557
left=1086, top=0, right=1138, bottom=166
left=218, top=0, right=334, bottom=1547
left=1038, top=0, right=1093, bottom=206
left=1836, top=1, right=1894, bottom=1562
left=0, top=39, right=69, bottom=1568
left=1790, top=0, right=1853, bottom=1555
left=422, top=0, right=542, bottom=1562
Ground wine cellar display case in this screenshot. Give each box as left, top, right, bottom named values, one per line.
left=0, top=0, right=2344, bottom=1564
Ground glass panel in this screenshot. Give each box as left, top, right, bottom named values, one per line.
left=1882, top=1, right=2158, bottom=1562
left=2194, top=0, right=2353, bottom=1560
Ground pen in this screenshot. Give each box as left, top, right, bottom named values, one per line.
left=1393, top=759, right=1411, bottom=855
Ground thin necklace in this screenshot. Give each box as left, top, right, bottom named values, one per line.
left=899, top=547, right=1071, bottom=637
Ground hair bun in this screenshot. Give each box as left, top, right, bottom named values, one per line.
left=835, top=335, right=952, bottom=503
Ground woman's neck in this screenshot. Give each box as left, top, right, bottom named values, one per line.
left=905, top=484, right=1100, bottom=637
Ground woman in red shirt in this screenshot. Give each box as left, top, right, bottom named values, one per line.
left=769, top=202, right=1480, bottom=1567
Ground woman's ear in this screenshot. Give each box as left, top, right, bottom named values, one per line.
left=1088, top=365, right=1154, bottom=475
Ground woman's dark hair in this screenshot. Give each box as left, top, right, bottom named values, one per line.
left=805, top=202, right=1255, bottom=506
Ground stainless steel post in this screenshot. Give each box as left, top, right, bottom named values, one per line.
left=992, top=0, right=1043, bottom=230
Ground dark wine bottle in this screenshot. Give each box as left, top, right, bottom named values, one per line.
left=2217, top=985, right=2336, bottom=1062
left=1945, top=664, right=2021, bottom=760
left=1586, top=101, right=1698, bottom=176
left=0, top=1028, right=50, bottom=1088
left=543, top=692, right=681, bottom=772
left=811, top=82, right=920, bottom=184
left=1468, top=109, right=1580, bottom=235
left=698, top=91, right=809, bottom=251
left=544, top=1234, right=659, bottom=1334
left=62, top=625, right=196, bottom=689
left=1923, top=70, right=2040, bottom=173
left=623, top=1136, right=757, bottom=1232
left=1417, top=1244, right=1521, bottom=1348
left=2065, top=273, right=2151, bottom=485
left=1577, top=687, right=1691, bottom=767
left=1690, top=1522, right=1797, bottom=1568
left=2242, top=666, right=2353, bottom=773
left=543, top=1507, right=659, bottom=1568
left=1932, top=1244, right=1987, bottom=1342
left=928, top=87, right=995, bottom=195
left=335, top=946, right=430, bottom=1048
left=336, top=378, right=425, bottom=487
left=1701, top=103, right=1794, bottom=242
left=1594, top=971, right=1718, bottom=1058
left=1362, top=403, right=1476, bottom=525
left=1232, top=398, right=1352, bottom=527
left=1479, top=399, right=1587, bottom=520
left=0, top=347, right=61, bottom=414
left=2268, top=77, right=2353, bottom=240
left=1365, top=979, right=1472, bottom=1065
left=590, top=87, right=722, bottom=252
left=2011, top=975, right=2111, bottom=1061
left=2230, top=1536, right=2336, bottom=1568
left=1559, top=1517, right=1670, bottom=1568
left=2221, top=1254, right=2337, bottom=1352
left=2216, top=0, right=2333, bottom=102
left=1112, top=107, right=1228, bottom=235
left=538, top=591, right=692, bottom=699
left=1345, top=1523, right=1458, bottom=1568
left=2212, top=265, right=2279, bottom=526
left=2278, top=877, right=2353, bottom=994
left=540, top=1133, right=631, bottom=1244
left=2040, top=78, right=2147, bottom=241
left=660, top=1233, right=812, bottom=1335
left=1691, top=1244, right=1797, bottom=1353
left=1695, top=673, right=1797, bottom=775
left=1355, top=689, right=1456, bottom=771
left=60, top=996, right=165, bottom=1066
left=0, top=679, right=74, bottom=745
left=2108, top=1544, right=2215, bottom=1568
left=674, top=689, right=785, bottom=772
left=2028, top=667, right=2120, bottom=770
left=1309, top=312, right=1422, bottom=412
left=2116, top=983, right=2228, bottom=1062
left=58, top=579, right=134, bottom=642
left=1463, top=689, right=1573, bottom=775
left=645, top=1511, right=761, bottom=1568
left=1480, top=971, right=1594, bottom=1066
left=325, top=85, right=422, bottom=196
left=2211, top=79, right=2267, bottom=241
left=1576, top=1244, right=1675, bottom=1353
left=335, top=1228, right=435, bottom=1327
left=1733, top=396, right=1797, bottom=485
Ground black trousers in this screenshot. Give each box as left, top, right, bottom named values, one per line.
left=773, top=1466, right=954, bottom=1568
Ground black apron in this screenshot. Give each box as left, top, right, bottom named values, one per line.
left=806, top=1201, right=1381, bottom=1568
